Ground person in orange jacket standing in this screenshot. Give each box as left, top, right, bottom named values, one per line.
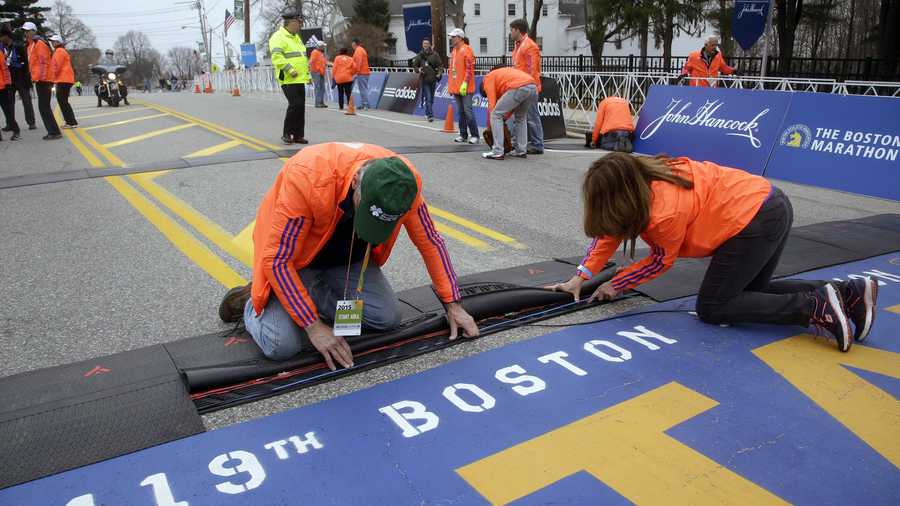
left=509, top=18, right=544, bottom=154
left=351, top=39, right=371, bottom=109
left=332, top=47, right=357, bottom=112
left=448, top=28, right=478, bottom=144
left=680, top=35, right=735, bottom=87
left=588, top=96, right=634, bottom=151
left=548, top=153, right=878, bottom=353
left=309, top=41, right=328, bottom=108
left=0, top=26, right=20, bottom=141
left=217, top=142, right=479, bottom=368
left=23, top=22, right=60, bottom=139
left=49, top=35, right=77, bottom=128
left=479, top=67, right=536, bottom=160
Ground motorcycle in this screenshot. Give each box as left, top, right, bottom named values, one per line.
left=91, top=64, right=130, bottom=107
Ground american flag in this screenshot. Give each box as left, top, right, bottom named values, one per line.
left=224, top=9, right=236, bottom=35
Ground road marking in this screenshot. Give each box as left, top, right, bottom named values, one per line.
left=429, top=206, right=527, bottom=249
left=433, top=221, right=494, bottom=252
left=54, top=108, right=104, bottom=168
left=82, top=113, right=169, bottom=131
left=103, top=123, right=196, bottom=148
left=887, top=304, right=900, bottom=314
left=129, top=171, right=254, bottom=267
left=185, top=139, right=244, bottom=158
left=69, top=126, right=248, bottom=288
left=234, top=220, right=256, bottom=261
left=77, top=107, right=150, bottom=120
left=138, top=101, right=275, bottom=151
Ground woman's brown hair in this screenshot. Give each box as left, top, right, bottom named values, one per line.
left=582, top=153, right=693, bottom=257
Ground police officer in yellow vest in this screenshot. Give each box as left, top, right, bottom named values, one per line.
left=269, top=12, right=310, bottom=144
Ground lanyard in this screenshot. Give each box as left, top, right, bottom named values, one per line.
left=342, top=230, right=371, bottom=300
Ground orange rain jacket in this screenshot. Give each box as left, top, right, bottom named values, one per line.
left=332, top=55, right=357, bottom=84
left=0, top=50, right=10, bottom=88
left=511, top=35, right=541, bottom=92
left=51, top=46, right=75, bottom=84
left=309, top=48, right=326, bottom=75
left=447, top=43, right=474, bottom=95
left=591, top=96, right=635, bottom=144
left=250, top=142, right=462, bottom=327
left=482, top=67, right=535, bottom=121
left=27, top=37, right=53, bottom=83
left=352, top=45, right=370, bottom=75
left=681, top=49, right=734, bottom=87
left=577, top=158, right=771, bottom=291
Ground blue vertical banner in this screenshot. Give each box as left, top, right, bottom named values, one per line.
left=403, top=2, right=433, bottom=53
left=733, top=0, right=770, bottom=50
left=240, top=43, right=257, bottom=67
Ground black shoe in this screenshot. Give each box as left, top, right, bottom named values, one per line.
left=526, top=148, right=544, bottom=155
left=836, top=278, right=878, bottom=341
left=1, top=126, right=11, bottom=132
left=807, top=283, right=852, bottom=352
left=124, top=99, right=131, bottom=105
left=10, top=132, right=20, bottom=141
left=219, top=284, right=252, bottom=323
left=294, top=137, right=309, bottom=144
left=28, top=124, right=37, bottom=130
left=43, top=134, right=63, bottom=140
left=281, top=135, right=293, bottom=145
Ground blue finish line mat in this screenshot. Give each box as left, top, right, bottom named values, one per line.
left=4, top=254, right=899, bottom=504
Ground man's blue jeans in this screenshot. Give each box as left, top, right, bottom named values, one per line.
left=312, top=72, right=325, bottom=106
left=454, top=93, right=478, bottom=139
left=526, top=99, right=545, bottom=150
left=355, top=74, right=371, bottom=108
left=421, top=80, right=436, bottom=119
left=244, top=263, right=401, bottom=361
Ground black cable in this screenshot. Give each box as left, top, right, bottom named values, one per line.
left=512, top=309, right=697, bottom=328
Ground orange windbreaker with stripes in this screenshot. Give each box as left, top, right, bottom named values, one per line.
left=309, top=48, right=326, bottom=75
left=332, top=55, right=356, bottom=84
left=250, top=142, right=462, bottom=327
left=51, top=47, right=75, bottom=84
left=511, top=35, right=541, bottom=92
left=482, top=67, right=535, bottom=123
left=577, top=158, right=771, bottom=291
left=591, top=96, right=635, bottom=144
left=27, top=37, right=53, bottom=83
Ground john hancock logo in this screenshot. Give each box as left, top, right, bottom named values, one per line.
left=780, top=124, right=812, bottom=149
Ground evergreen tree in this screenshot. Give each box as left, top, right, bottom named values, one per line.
left=0, top=0, right=51, bottom=29
left=352, top=0, right=390, bottom=32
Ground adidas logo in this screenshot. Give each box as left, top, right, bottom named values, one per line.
left=383, top=86, right=418, bottom=100
left=537, top=99, right=561, bottom=117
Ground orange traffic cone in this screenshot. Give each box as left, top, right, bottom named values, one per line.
left=442, top=104, right=456, bottom=133
left=345, top=96, right=356, bottom=115
left=193, top=83, right=201, bottom=93
left=231, top=87, right=241, bottom=96
left=203, top=82, right=213, bottom=93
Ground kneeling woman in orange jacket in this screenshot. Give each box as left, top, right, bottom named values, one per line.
left=548, top=153, right=878, bottom=352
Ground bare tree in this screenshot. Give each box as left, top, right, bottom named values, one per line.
left=529, top=0, right=545, bottom=39
left=167, top=46, right=203, bottom=79
left=258, top=0, right=341, bottom=56
left=45, top=0, right=96, bottom=49
left=447, top=0, right=466, bottom=29
left=113, top=31, right=162, bottom=85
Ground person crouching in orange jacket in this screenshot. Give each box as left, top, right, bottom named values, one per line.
left=217, top=143, right=480, bottom=369
left=479, top=67, right=537, bottom=160
left=679, top=35, right=735, bottom=87
left=547, top=153, right=878, bottom=353
left=49, top=35, right=77, bottom=128
left=587, top=96, right=634, bottom=151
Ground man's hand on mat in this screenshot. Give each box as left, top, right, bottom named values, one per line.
left=447, top=302, right=479, bottom=340
left=307, top=320, right=354, bottom=371
left=588, top=281, right=620, bottom=303
left=545, top=275, right=584, bottom=301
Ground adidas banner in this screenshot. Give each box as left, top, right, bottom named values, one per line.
left=378, top=72, right=422, bottom=114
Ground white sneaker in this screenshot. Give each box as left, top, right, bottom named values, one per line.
left=468, top=136, right=479, bottom=144
left=453, top=136, right=467, bottom=143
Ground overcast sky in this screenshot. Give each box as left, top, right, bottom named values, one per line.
left=38, top=0, right=274, bottom=65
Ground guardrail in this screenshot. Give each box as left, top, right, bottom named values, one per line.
left=196, top=68, right=900, bottom=133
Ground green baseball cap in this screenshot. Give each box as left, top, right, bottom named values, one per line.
left=354, top=157, right=418, bottom=245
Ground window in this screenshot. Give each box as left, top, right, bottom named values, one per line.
left=479, top=37, right=488, bottom=54
left=536, top=37, right=543, bottom=51
left=387, top=39, right=397, bottom=56
left=508, top=3, right=515, bottom=16
left=507, top=35, right=514, bottom=52
left=474, top=3, right=481, bottom=16
left=573, top=40, right=577, bottom=52
left=542, top=4, right=549, bottom=16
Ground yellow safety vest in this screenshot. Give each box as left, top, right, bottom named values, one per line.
left=268, top=26, right=310, bottom=85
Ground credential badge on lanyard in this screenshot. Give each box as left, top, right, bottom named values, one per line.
left=334, top=237, right=370, bottom=337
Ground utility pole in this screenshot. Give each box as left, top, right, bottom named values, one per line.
left=431, top=0, right=447, bottom=65
left=243, top=0, right=250, bottom=43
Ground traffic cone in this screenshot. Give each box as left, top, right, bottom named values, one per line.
left=204, top=82, right=213, bottom=93
left=345, top=96, right=356, bottom=115
left=442, top=104, right=456, bottom=133
left=231, top=87, right=241, bottom=97
left=194, top=83, right=200, bottom=93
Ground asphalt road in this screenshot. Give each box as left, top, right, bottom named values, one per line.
left=1, top=90, right=898, bottom=430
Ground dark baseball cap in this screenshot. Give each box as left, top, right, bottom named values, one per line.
left=354, top=157, right=417, bottom=245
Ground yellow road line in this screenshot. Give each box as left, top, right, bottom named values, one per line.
left=103, top=123, right=196, bottom=148
left=429, top=206, right=527, bottom=249
left=77, top=107, right=150, bottom=120
left=185, top=139, right=244, bottom=158
left=138, top=101, right=269, bottom=152
left=887, top=304, right=900, bottom=314
left=233, top=220, right=256, bottom=261
left=54, top=108, right=104, bottom=168
left=82, top=113, right=169, bottom=131
left=139, top=101, right=279, bottom=151
left=129, top=171, right=254, bottom=267
left=71, top=126, right=247, bottom=288
left=434, top=220, right=495, bottom=252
